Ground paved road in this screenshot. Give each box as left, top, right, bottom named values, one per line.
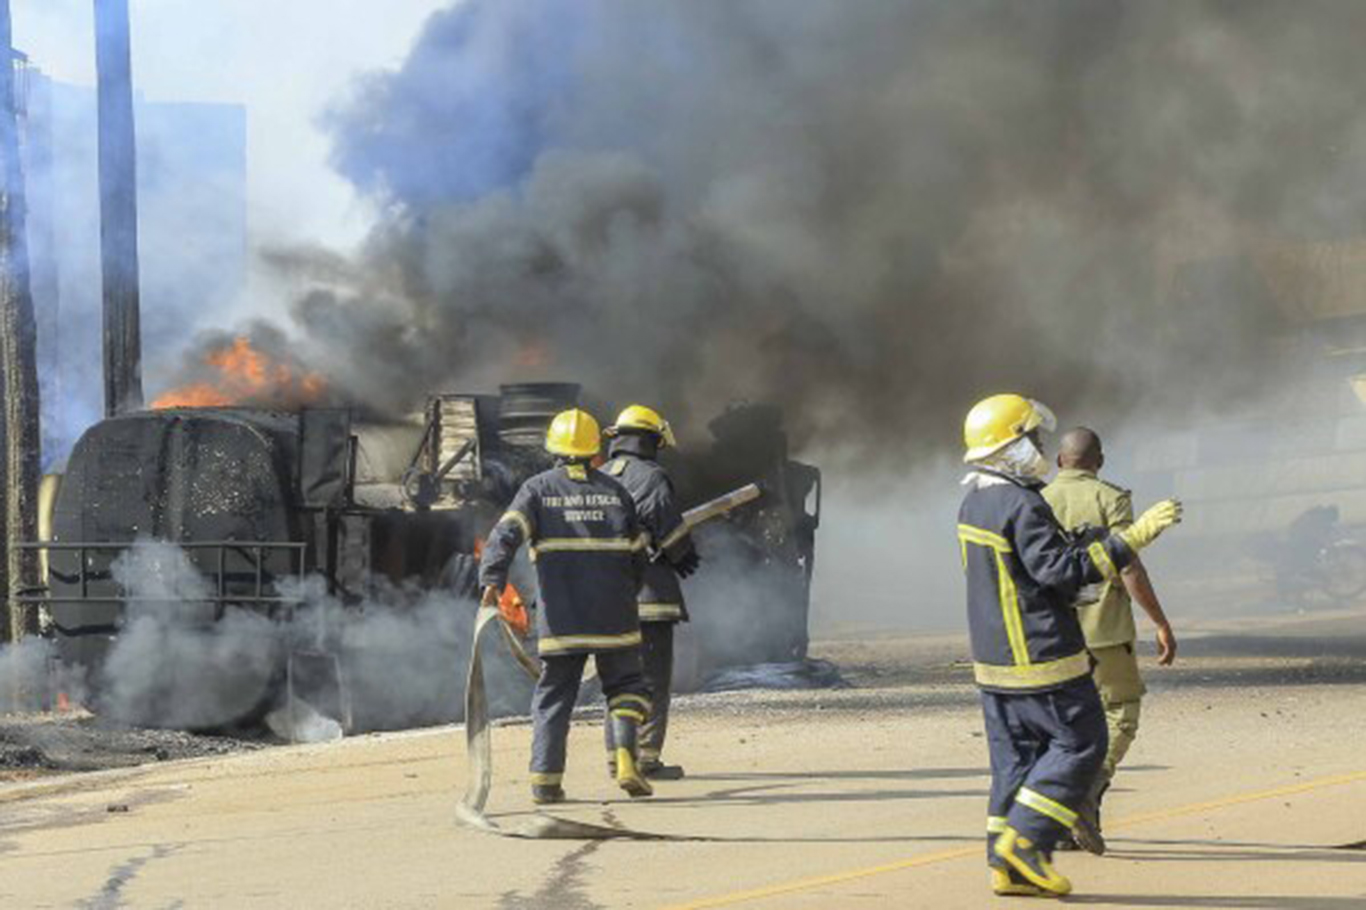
left=2, top=626, right=1365, bottom=908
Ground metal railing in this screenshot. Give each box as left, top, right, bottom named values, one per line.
left=14, top=540, right=308, bottom=608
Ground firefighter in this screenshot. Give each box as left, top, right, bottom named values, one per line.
left=478, top=408, right=654, bottom=804
left=958, top=394, right=1181, bottom=897
left=1043, top=427, right=1177, bottom=855
left=601, top=405, right=701, bottom=780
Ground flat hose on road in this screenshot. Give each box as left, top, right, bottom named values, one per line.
left=456, top=605, right=679, bottom=840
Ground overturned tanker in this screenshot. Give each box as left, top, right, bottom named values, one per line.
left=24, top=384, right=819, bottom=730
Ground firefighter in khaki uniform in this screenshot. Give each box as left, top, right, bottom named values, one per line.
left=602, top=405, right=701, bottom=780
left=957, top=394, right=1182, bottom=898
left=1043, top=427, right=1177, bottom=855
left=479, top=409, right=655, bottom=804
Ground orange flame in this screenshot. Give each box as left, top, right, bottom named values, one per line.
left=152, top=336, right=327, bottom=410
left=498, top=584, right=531, bottom=638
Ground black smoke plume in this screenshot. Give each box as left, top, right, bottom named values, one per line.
left=197, top=1, right=1366, bottom=467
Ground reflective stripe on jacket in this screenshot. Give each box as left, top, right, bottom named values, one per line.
left=479, top=463, right=647, bottom=656
left=958, top=470, right=1134, bottom=692
left=605, top=440, right=696, bottom=624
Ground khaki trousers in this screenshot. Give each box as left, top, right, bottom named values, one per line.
left=1090, top=643, right=1146, bottom=780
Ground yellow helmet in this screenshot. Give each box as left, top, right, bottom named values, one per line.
left=605, top=404, right=677, bottom=448
left=545, top=408, right=602, bottom=458
left=963, top=394, right=1057, bottom=463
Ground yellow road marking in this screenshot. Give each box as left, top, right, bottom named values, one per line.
left=657, top=768, right=1366, bottom=910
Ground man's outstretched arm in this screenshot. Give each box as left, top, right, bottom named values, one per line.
left=1121, top=557, right=1176, bottom=665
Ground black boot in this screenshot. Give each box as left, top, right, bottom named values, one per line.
left=531, top=773, right=565, bottom=804
left=531, top=784, right=565, bottom=805
left=1073, top=773, right=1110, bottom=856
left=610, top=714, right=653, bottom=798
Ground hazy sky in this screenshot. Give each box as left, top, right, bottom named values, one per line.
left=13, top=0, right=451, bottom=250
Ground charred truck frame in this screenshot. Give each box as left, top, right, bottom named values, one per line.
left=21, top=383, right=820, bottom=728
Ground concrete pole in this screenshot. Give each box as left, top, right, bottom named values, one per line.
left=0, top=0, right=41, bottom=642
left=95, top=0, right=143, bottom=416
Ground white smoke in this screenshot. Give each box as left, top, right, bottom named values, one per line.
left=72, top=541, right=533, bottom=733
left=103, top=542, right=284, bottom=729
left=0, top=637, right=54, bottom=713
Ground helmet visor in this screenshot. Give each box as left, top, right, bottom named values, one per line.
left=1025, top=399, right=1057, bottom=435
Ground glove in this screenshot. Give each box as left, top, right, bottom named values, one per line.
left=673, top=550, right=701, bottom=579
left=1118, top=499, right=1183, bottom=552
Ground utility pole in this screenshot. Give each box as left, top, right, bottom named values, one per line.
left=0, top=0, right=41, bottom=642
left=95, top=0, right=142, bottom=416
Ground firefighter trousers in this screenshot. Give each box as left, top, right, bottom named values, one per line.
left=982, top=676, right=1108, bottom=857
left=530, top=649, right=648, bottom=783
left=604, top=621, right=674, bottom=762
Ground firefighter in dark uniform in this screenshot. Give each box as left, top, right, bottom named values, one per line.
left=479, top=408, right=655, bottom=804
left=958, top=394, right=1182, bottom=897
left=601, top=405, right=701, bottom=780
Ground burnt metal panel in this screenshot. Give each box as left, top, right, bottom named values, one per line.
left=299, top=408, right=353, bottom=509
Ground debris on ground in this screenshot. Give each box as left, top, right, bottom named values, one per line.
left=699, top=658, right=849, bottom=693
left=0, top=713, right=264, bottom=781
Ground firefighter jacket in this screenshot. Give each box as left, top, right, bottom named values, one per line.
left=1042, top=469, right=1138, bottom=648
left=958, top=469, right=1135, bottom=693
left=605, top=436, right=697, bottom=624
left=479, top=462, right=648, bottom=657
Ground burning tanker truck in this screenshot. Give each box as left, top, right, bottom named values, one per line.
left=22, top=382, right=820, bottom=731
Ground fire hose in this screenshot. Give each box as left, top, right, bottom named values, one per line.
left=456, top=605, right=676, bottom=840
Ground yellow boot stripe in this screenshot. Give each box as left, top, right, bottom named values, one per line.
left=611, top=708, right=648, bottom=724
left=530, top=772, right=563, bottom=786
left=1016, top=787, right=1079, bottom=828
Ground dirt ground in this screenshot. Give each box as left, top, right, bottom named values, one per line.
left=1, top=609, right=1364, bottom=908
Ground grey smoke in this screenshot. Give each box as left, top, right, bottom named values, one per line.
left=170, top=0, right=1366, bottom=473
left=105, top=542, right=283, bottom=729
left=85, top=540, right=532, bottom=732
left=0, top=637, right=54, bottom=713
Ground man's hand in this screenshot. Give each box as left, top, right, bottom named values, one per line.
left=1155, top=622, right=1177, bottom=666
left=480, top=584, right=501, bottom=610
left=1121, top=558, right=1174, bottom=666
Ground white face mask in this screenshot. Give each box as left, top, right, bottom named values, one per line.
left=984, top=434, right=1049, bottom=481
left=1020, top=436, right=1050, bottom=479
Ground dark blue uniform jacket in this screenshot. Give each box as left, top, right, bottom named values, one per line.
left=958, top=471, right=1134, bottom=693
left=605, top=437, right=697, bottom=624
left=480, top=463, right=647, bottom=657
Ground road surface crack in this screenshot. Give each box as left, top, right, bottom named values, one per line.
left=78, top=843, right=179, bottom=910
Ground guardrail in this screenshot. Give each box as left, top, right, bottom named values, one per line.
left=13, top=540, right=308, bottom=609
